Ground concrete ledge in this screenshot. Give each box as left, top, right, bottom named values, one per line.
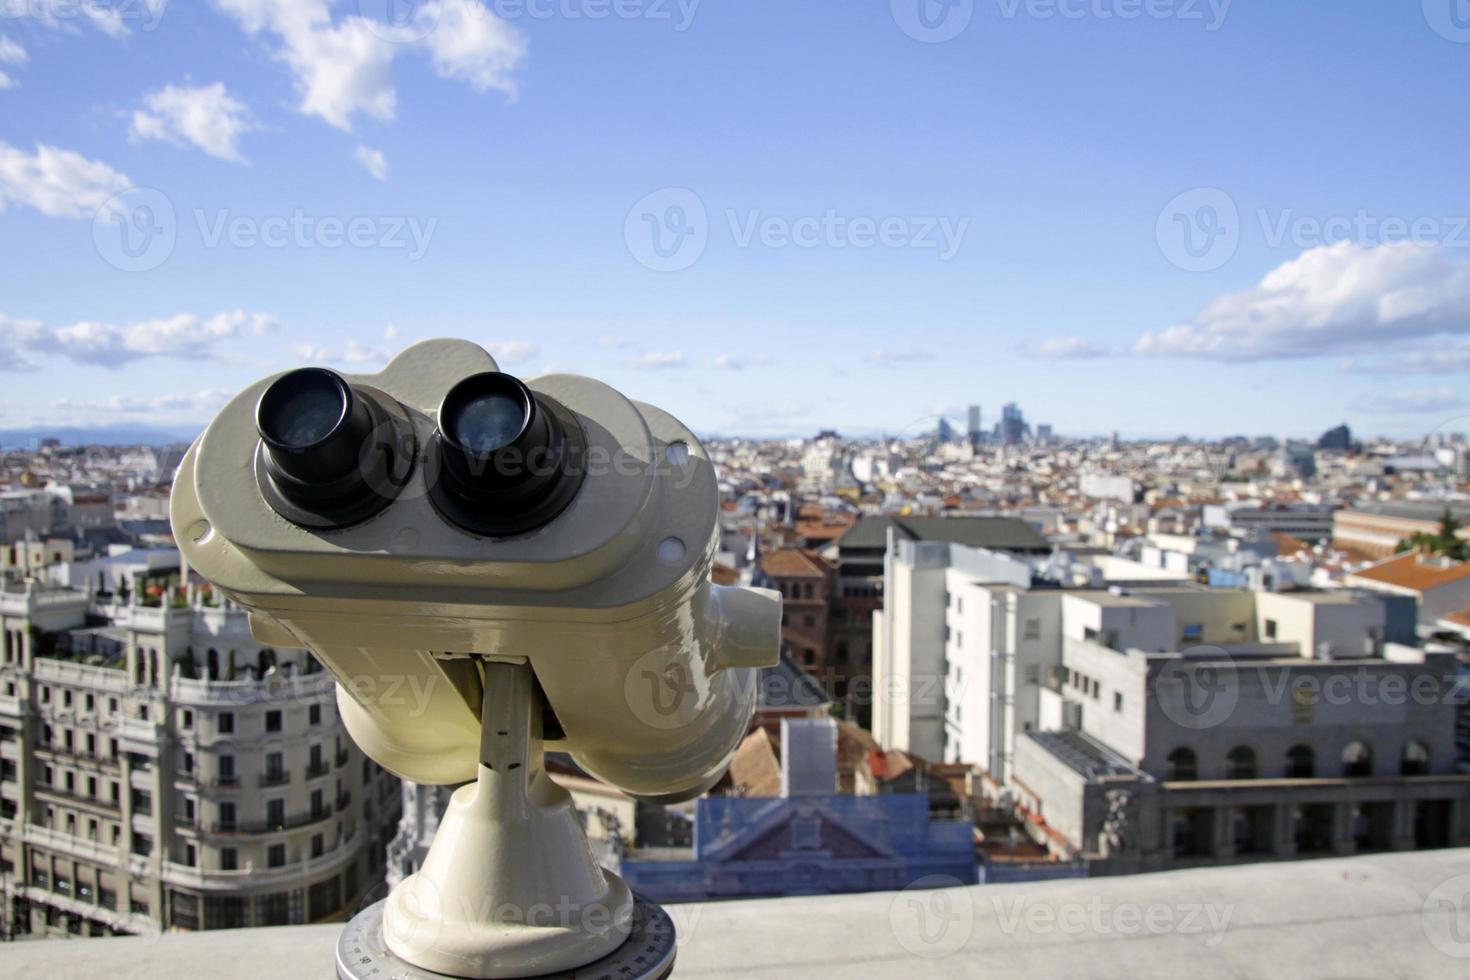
left=12, top=849, right=1470, bottom=979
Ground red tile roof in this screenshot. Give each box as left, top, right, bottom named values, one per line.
left=759, top=548, right=831, bottom=579
left=1352, top=551, right=1470, bottom=592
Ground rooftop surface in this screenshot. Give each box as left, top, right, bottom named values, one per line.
left=838, top=515, right=1051, bottom=553
left=15, top=849, right=1470, bottom=979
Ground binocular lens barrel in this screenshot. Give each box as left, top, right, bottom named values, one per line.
left=257, top=368, right=370, bottom=484
left=255, top=367, right=409, bottom=528
left=430, top=372, right=586, bottom=537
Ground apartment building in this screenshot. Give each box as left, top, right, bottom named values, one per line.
left=1009, top=619, right=1468, bottom=874
left=0, top=581, right=401, bottom=939
left=875, top=538, right=1469, bottom=873
left=1334, top=502, right=1470, bottom=559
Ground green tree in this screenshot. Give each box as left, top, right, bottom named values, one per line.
left=1398, top=510, right=1469, bottom=560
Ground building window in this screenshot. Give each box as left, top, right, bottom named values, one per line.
left=309, top=704, right=321, bottom=726
left=267, top=799, right=285, bottom=829
left=217, top=712, right=234, bottom=734
left=1225, top=746, right=1257, bottom=780
left=265, top=710, right=282, bottom=733
left=219, top=755, right=235, bottom=784
left=1113, top=692, right=1123, bottom=713
left=1024, top=618, right=1041, bottom=641
left=267, top=844, right=286, bottom=868
left=1264, top=619, right=1278, bottom=640
left=221, top=847, right=238, bottom=871
left=219, top=801, right=237, bottom=832
left=1285, top=744, right=1315, bottom=778
left=181, top=709, right=193, bottom=730
left=1342, top=741, right=1373, bottom=778
left=1401, top=741, right=1430, bottom=776
left=1166, top=747, right=1197, bottom=781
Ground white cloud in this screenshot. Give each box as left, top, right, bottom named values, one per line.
left=291, top=334, right=533, bottom=369
left=723, top=401, right=811, bottom=425
left=355, top=144, right=388, bottom=181
left=291, top=342, right=332, bottom=361
left=212, top=0, right=525, bottom=132
left=1, top=310, right=276, bottom=369
left=631, top=351, right=687, bottom=370
left=1135, top=242, right=1470, bottom=361
left=1342, top=338, right=1470, bottom=376
left=343, top=339, right=390, bottom=364
left=130, top=83, right=256, bottom=162
left=53, top=388, right=234, bottom=416
left=1025, top=336, right=1110, bottom=359
left=485, top=340, right=537, bottom=365
left=6, top=0, right=135, bottom=37
left=0, top=314, right=45, bottom=370
left=0, top=141, right=130, bottom=219
left=866, top=348, right=931, bottom=365
left=0, top=37, right=29, bottom=65
left=419, top=0, right=525, bottom=96
left=1356, top=387, right=1468, bottom=415
left=0, top=37, right=24, bottom=87
left=289, top=339, right=390, bottom=366
left=715, top=353, right=773, bottom=370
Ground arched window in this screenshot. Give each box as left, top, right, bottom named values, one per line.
left=1401, top=741, right=1429, bottom=776
left=1342, top=741, right=1373, bottom=778
left=1166, top=747, right=1197, bottom=781
left=1226, top=746, right=1257, bottom=780
left=1285, top=744, right=1315, bottom=779
left=258, top=648, right=277, bottom=677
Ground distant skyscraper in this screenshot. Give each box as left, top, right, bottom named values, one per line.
left=1318, top=424, right=1353, bottom=451
left=997, top=403, right=1027, bottom=446
left=1036, top=424, right=1053, bottom=445
left=967, top=405, right=981, bottom=445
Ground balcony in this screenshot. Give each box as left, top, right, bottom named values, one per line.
left=159, top=827, right=361, bottom=891
left=258, top=771, right=291, bottom=788
left=305, top=760, right=331, bottom=780
left=227, top=806, right=334, bottom=835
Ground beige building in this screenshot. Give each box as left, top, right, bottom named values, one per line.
left=0, top=581, right=401, bottom=938
left=1345, top=551, right=1470, bottom=629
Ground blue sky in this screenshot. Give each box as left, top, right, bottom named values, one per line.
left=1, top=0, right=1469, bottom=440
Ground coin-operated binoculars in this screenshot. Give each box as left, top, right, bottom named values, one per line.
left=170, top=340, right=781, bottom=979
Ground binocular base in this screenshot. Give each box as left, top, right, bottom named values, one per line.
left=336, top=894, right=677, bottom=980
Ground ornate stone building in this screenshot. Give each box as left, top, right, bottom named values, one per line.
left=0, top=580, right=401, bottom=938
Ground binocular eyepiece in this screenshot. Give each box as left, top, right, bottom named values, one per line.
left=255, top=366, right=584, bottom=535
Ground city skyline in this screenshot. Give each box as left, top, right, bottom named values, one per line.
left=2, top=4, right=1470, bottom=438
